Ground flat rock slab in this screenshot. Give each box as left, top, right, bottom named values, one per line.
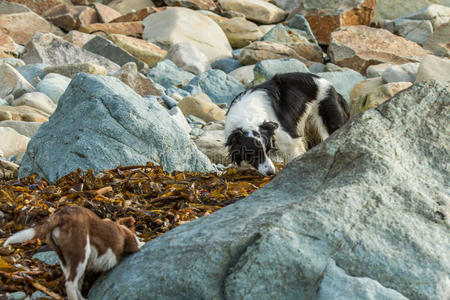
left=90, top=80, right=449, bottom=300
left=107, top=34, right=167, bottom=68
left=83, top=35, right=138, bottom=67
left=79, top=22, right=144, bottom=37
left=19, top=73, right=214, bottom=182
left=328, top=25, right=430, bottom=74
left=22, top=33, right=120, bottom=75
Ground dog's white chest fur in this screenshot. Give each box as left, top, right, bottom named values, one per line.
left=88, top=246, right=118, bottom=272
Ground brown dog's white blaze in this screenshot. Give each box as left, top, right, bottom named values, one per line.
left=3, top=206, right=143, bottom=300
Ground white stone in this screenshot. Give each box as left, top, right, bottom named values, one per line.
left=36, top=73, right=71, bottom=104
left=366, top=63, right=392, bottom=78
left=415, top=55, right=450, bottom=83
left=0, top=120, right=41, bottom=138
left=0, top=127, right=29, bottom=159
left=166, top=42, right=211, bottom=75
left=143, top=8, right=232, bottom=62
left=382, top=62, right=420, bottom=83
left=12, top=92, right=56, bottom=115
left=194, top=129, right=229, bottom=165
left=229, top=65, right=255, bottom=87
left=0, top=63, right=34, bottom=99
left=219, top=0, right=287, bottom=24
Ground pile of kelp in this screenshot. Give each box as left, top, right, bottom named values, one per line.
left=0, top=163, right=273, bottom=298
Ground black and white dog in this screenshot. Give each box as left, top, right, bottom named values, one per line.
left=225, top=72, right=349, bottom=176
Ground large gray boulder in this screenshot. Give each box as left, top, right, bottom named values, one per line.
left=90, top=80, right=450, bottom=300
left=19, top=73, right=215, bottom=182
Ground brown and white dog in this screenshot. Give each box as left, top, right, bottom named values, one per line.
left=3, top=206, right=144, bottom=300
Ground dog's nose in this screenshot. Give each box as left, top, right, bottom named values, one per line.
left=266, top=170, right=275, bottom=176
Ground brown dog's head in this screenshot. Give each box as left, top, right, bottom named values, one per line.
left=116, top=217, right=136, bottom=233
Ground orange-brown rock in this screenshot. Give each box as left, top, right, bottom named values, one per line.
left=288, top=42, right=323, bottom=62
left=79, top=22, right=143, bottom=36
left=3, top=0, right=71, bottom=15
left=0, top=12, right=64, bottom=45
left=328, top=25, right=431, bottom=74
left=291, top=0, right=376, bottom=45
left=0, top=33, right=17, bottom=57
left=93, top=3, right=122, bottom=23
left=43, top=4, right=98, bottom=32
left=110, top=7, right=166, bottom=23
left=107, top=34, right=167, bottom=67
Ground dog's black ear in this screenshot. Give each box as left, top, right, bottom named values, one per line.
left=259, top=121, right=279, bottom=134
left=225, top=128, right=244, bottom=147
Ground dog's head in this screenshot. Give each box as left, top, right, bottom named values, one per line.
left=225, top=121, right=279, bottom=176
left=117, top=217, right=135, bottom=232
left=116, top=216, right=145, bottom=251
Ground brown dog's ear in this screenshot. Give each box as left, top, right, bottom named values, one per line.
left=117, top=217, right=135, bottom=230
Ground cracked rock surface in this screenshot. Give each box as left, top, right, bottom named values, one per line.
left=89, top=80, right=450, bottom=299
left=19, top=73, right=215, bottom=182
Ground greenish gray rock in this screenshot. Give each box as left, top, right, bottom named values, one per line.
left=182, top=69, right=244, bottom=105
left=6, top=291, right=27, bottom=300
left=317, top=261, right=408, bottom=300
left=89, top=80, right=450, bottom=300
left=33, top=251, right=59, bottom=265
left=19, top=73, right=215, bottom=182
left=317, top=70, right=365, bottom=102
left=253, top=58, right=310, bottom=85
left=261, top=24, right=310, bottom=44
left=395, top=19, right=433, bottom=45
left=374, top=0, right=450, bottom=22
left=35, top=73, right=71, bottom=104
left=147, top=59, right=195, bottom=89
left=211, top=58, right=243, bottom=74
left=286, top=14, right=317, bottom=44
left=401, top=4, right=450, bottom=29
left=16, top=64, right=48, bottom=87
